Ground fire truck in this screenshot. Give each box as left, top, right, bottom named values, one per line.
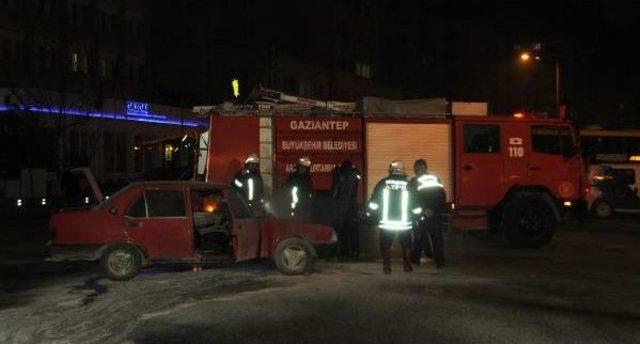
left=194, top=89, right=585, bottom=248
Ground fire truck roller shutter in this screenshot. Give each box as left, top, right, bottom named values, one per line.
left=366, top=122, right=452, bottom=201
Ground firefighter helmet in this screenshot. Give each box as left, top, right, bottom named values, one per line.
left=298, top=156, right=312, bottom=167
left=388, top=160, right=406, bottom=175
left=245, top=153, right=259, bottom=164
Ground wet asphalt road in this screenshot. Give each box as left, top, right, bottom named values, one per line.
left=1, top=217, right=640, bottom=343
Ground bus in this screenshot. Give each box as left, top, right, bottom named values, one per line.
left=580, top=129, right=640, bottom=218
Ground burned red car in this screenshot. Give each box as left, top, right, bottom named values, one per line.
left=48, top=181, right=337, bottom=280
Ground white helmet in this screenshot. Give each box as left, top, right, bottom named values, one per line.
left=298, top=156, right=311, bottom=167
left=388, top=160, right=406, bottom=175
left=245, top=153, right=259, bottom=164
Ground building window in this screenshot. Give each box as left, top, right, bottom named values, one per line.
left=1, top=38, right=10, bottom=61
left=128, top=62, right=135, bottom=81
left=103, top=132, right=114, bottom=173
left=101, top=12, right=111, bottom=32
left=37, top=0, right=51, bottom=17
left=70, top=51, right=79, bottom=72
left=45, top=47, right=53, bottom=69
left=71, top=3, right=80, bottom=25
left=116, top=133, right=127, bottom=173
left=164, top=144, right=173, bottom=163
left=355, top=62, right=372, bottom=79
left=127, top=18, right=136, bottom=36
left=99, top=58, right=108, bottom=78
left=80, top=53, right=87, bottom=73
left=138, top=64, right=145, bottom=82
left=104, top=132, right=128, bottom=174
left=35, top=45, right=45, bottom=70
left=69, top=130, right=89, bottom=166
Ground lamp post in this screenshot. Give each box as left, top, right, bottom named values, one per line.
left=519, top=51, right=560, bottom=108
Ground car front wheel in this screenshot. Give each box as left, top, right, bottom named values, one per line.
left=273, top=238, right=315, bottom=275
left=100, top=244, right=142, bottom=281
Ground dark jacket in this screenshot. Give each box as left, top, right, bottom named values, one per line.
left=284, top=169, right=313, bottom=204
left=231, top=168, right=264, bottom=204
left=331, top=164, right=360, bottom=210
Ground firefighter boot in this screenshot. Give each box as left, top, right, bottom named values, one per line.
left=403, top=248, right=413, bottom=272
left=381, top=246, right=391, bottom=274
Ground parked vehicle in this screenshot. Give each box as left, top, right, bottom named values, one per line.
left=196, top=91, right=585, bottom=248
left=48, top=175, right=337, bottom=280
left=586, top=165, right=640, bottom=218
left=580, top=129, right=640, bottom=218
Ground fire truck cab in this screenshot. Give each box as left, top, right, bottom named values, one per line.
left=450, top=115, right=584, bottom=247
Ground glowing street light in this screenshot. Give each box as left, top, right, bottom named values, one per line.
left=518, top=51, right=561, bottom=109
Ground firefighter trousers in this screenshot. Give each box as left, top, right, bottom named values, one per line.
left=379, top=229, right=412, bottom=249
left=413, top=218, right=445, bottom=267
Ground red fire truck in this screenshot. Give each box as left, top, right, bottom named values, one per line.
left=196, top=90, right=585, bottom=248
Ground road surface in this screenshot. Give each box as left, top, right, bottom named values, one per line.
left=1, top=217, right=639, bottom=343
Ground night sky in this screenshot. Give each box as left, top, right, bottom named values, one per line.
left=154, top=0, right=640, bottom=125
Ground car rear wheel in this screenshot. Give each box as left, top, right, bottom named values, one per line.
left=592, top=200, right=613, bottom=219
left=503, top=194, right=556, bottom=248
left=273, top=238, right=315, bottom=275
left=100, top=244, right=142, bottom=281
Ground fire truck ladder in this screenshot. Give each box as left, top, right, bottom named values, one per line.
left=255, top=87, right=355, bottom=112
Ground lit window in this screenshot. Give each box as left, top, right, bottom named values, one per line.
left=355, top=62, right=372, bottom=79
left=70, top=51, right=79, bottom=72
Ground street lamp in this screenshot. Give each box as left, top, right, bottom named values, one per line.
left=518, top=52, right=561, bottom=109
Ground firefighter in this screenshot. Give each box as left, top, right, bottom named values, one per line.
left=331, top=160, right=361, bottom=259
left=231, top=154, right=264, bottom=207
left=284, top=156, right=313, bottom=219
left=367, top=160, right=420, bottom=274
left=409, top=159, right=446, bottom=268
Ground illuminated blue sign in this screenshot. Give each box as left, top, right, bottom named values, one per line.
left=126, top=101, right=150, bottom=116
left=0, top=104, right=204, bottom=127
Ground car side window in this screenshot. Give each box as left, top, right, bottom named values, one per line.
left=146, top=190, right=186, bottom=217
left=127, top=194, right=147, bottom=218
left=464, top=125, right=500, bottom=153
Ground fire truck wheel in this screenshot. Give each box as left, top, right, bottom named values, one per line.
left=592, top=199, right=613, bottom=219
left=503, top=195, right=555, bottom=248
left=100, top=244, right=142, bottom=281
left=273, top=238, right=315, bottom=275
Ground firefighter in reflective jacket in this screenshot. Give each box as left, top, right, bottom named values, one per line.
left=284, top=156, right=313, bottom=219
left=368, top=160, right=420, bottom=274
left=231, top=154, right=264, bottom=207
left=409, top=159, right=446, bottom=268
